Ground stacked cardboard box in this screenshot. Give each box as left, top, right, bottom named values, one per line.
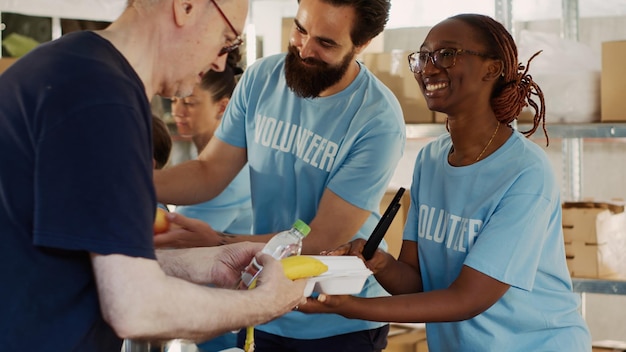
left=379, top=189, right=411, bottom=258
left=361, top=51, right=434, bottom=124
left=601, top=40, right=626, bottom=122
left=383, top=324, right=428, bottom=352
left=592, top=339, right=626, bottom=352
left=562, top=201, right=626, bottom=279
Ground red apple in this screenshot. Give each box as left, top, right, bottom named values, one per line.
left=153, top=207, right=170, bottom=235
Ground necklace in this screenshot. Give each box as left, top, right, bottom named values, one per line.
left=475, top=122, right=500, bottom=162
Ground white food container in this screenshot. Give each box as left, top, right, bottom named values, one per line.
left=302, top=256, right=373, bottom=296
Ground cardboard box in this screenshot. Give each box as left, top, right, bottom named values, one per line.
left=281, top=17, right=293, bottom=53
left=601, top=40, right=626, bottom=122
left=380, top=189, right=411, bottom=258
left=361, top=51, right=434, bottom=124
left=384, top=324, right=428, bottom=352
left=354, top=31, right=385, bottom=58
left=592, top=339, right=626, bottom=352
left=562, top=201, right=626, bottom=278
left=433, top=112, right=446, bottom=124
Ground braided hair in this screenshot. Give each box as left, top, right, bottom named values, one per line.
left=450, top=14, right=548, bottom=145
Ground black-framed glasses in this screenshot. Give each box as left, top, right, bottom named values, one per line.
left=407, top=48, right=493, bottom=74
left=210, top=0, right=244, bottom=56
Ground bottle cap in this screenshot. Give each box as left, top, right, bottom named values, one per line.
left=292, top=219, right=311, bottom=237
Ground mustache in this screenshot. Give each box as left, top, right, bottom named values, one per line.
left=301, top=56, right=326, bottom=67
left=287, top=45, right=327, bottom=68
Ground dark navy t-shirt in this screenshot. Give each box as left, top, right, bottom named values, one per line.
left=0, top=31, right=156, bottom=351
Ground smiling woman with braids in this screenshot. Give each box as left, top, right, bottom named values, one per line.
left=299, top=14, right=591, bottom=351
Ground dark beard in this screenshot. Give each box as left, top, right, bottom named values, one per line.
left=284, top=44, right=354, bottom=98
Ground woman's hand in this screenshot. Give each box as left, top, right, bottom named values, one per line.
left=295, top=293, right=353, bottom=316
left=154, top=212, right=222, bottom=248
left=322, top=238, right=393, bottom=275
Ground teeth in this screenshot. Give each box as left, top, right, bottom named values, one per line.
left=426, top=82, right=448, bottom=91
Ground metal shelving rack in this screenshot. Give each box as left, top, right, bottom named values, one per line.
left=503, top=0, right=626, bottom=299
left=572, top=278, right=626, bottom=295
left=406, top=123, right=626, bottom=140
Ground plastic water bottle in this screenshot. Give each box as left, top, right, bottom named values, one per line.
left=240, top=219, right=311, bottom=288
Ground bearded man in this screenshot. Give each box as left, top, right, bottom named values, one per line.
left=154, top=0, right=405, bottom=350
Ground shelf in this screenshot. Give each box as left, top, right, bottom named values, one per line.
left=572, top=278, right=626, bottom=295
left=406, top=123, right=626, bottom=140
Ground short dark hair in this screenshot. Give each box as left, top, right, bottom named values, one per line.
left=152, top=114, right=172, bottom=170
left=301, top=0, right=390, bottom=47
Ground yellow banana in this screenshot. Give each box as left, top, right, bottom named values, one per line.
left=281, top=255, right=328, bottom=280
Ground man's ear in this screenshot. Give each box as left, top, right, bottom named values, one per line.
left=173, top=0, right=194, bottom=26
left=485, top=59, right=504, bottom=81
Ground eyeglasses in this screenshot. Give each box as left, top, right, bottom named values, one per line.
left=210, top=0, right=244, bottom=56
left=407, top=48, right=493, bottom=74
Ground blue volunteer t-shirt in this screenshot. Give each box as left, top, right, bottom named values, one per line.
left=404, top=131, right=591, bottom=351
left=216, top=53, right=406, bottom=339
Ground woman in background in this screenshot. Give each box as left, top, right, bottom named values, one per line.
left=158, top=48, right=253, bottom=243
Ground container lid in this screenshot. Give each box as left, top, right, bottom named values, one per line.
left=292, top=219, right=311, bottom=237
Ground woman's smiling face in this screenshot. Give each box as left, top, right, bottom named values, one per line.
left=414, top=18, right=497, bottom=116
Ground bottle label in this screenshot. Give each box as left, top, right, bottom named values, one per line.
left=240, top=257, right=263, bottom=288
